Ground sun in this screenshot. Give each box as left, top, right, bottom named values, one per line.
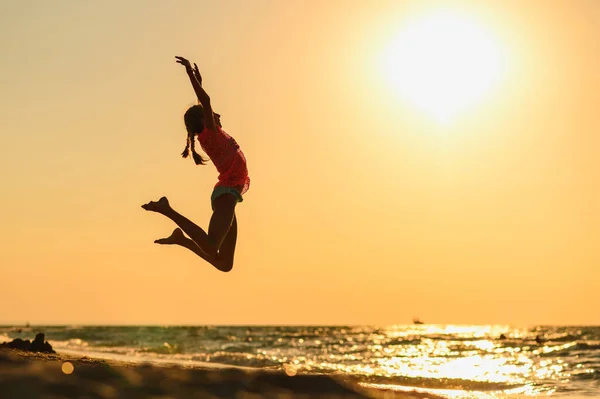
left=382, top=10, right=505, bottom=124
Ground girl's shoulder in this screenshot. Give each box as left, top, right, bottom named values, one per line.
left=198, top=126, right=235, bottom=146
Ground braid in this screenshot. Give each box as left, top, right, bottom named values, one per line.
left=181, top=136, right=190, bottom=158
left=189, top=133, right=205, bottom=165
left=182, top=104, right=208, bottom=165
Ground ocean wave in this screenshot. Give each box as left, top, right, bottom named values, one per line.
left=192, top=352, right=280, bottom=368
left=536, top=341, right=600, bottom=358
left=570, top=370, right=600, bottom=381
left=422, top=334, right=489, bottom=342
left=48, top=338, right=90, bottom=350
left=139, top=342, right=188, bottom=355
left=574, top=342, right=600, bottom=351
left=350, top=374, right=522, bottom=391
left=544, top=333, right=581, bottom=342
left=385, top=337, right=423, bottom=346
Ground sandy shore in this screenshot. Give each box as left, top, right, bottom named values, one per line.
left=0, top=348, right=443, bottom=399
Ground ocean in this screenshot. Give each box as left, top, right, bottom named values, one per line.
left=1, top=325, right=598, bottom=398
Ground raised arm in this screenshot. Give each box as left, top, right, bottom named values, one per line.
left=175, top=56, right=217, bottom=132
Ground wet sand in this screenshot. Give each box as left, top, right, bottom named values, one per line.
left=0, top=348, right=443, bottom=399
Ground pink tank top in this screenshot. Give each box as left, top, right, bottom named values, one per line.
left=197, top=126, right=250, bottom=194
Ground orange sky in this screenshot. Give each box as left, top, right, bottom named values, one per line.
left=0, top=0, right=598, bottom=326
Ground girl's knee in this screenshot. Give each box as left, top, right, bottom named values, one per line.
left=216, top=260, right=233, bottom=272
left=212, top=252, right=234, bottom=272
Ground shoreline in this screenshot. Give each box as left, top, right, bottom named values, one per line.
left=0, top=348, right=443, bottom=399
left=55, top=347, right=259, bottom=371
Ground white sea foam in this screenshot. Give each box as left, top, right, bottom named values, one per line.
left=56, top=347, right=255, bottom=370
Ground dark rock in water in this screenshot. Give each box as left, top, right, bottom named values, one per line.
left=4, top=338, right=31, bottom=350
left=0, top=333, right=55, bottom=353
left=30, top=333, right=54, bottom=353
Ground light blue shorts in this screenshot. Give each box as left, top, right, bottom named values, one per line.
left=211, top=186, right=243, bottom=210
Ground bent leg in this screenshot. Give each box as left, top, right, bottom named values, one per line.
left=213, top=214, right=238, bottom=272
left=155, top=221, right=237, bottom=272
left=207, top=193, right=237, bottom=250
left=155, top=228, right=214, bottom=264
left=142, top=196, right=220, bottom=257
left=143, top=195, right=238, bottom=270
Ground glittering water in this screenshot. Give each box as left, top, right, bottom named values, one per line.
left=1, top=325, right=598, bottom=398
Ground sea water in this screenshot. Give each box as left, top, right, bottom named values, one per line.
left=1, top=325, right=598, bottom=398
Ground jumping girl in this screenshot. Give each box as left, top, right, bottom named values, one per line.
left=142, top=56, right=250, bottom=272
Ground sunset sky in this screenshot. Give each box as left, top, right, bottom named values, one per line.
left=0, top=0, right=598, bottom=326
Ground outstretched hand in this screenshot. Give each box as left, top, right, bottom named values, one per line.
left=175, top=55, right=192, bottom=71
left=176, top=56, right=202, bottom=85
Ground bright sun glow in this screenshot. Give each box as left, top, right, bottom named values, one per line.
left=382, top=10, right=506, bottom=124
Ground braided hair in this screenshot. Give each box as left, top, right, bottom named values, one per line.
left=182, top=105, right=208, bottom=165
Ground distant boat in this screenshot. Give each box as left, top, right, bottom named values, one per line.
left=413, top=317, right=424, bottom=325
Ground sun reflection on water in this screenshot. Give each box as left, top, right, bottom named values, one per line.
left=268, top=324, right=578, bottom=397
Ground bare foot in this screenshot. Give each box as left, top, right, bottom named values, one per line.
left=154, top=228, right=186, bottom=245
left=141, top=196, right=171, bottom=214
